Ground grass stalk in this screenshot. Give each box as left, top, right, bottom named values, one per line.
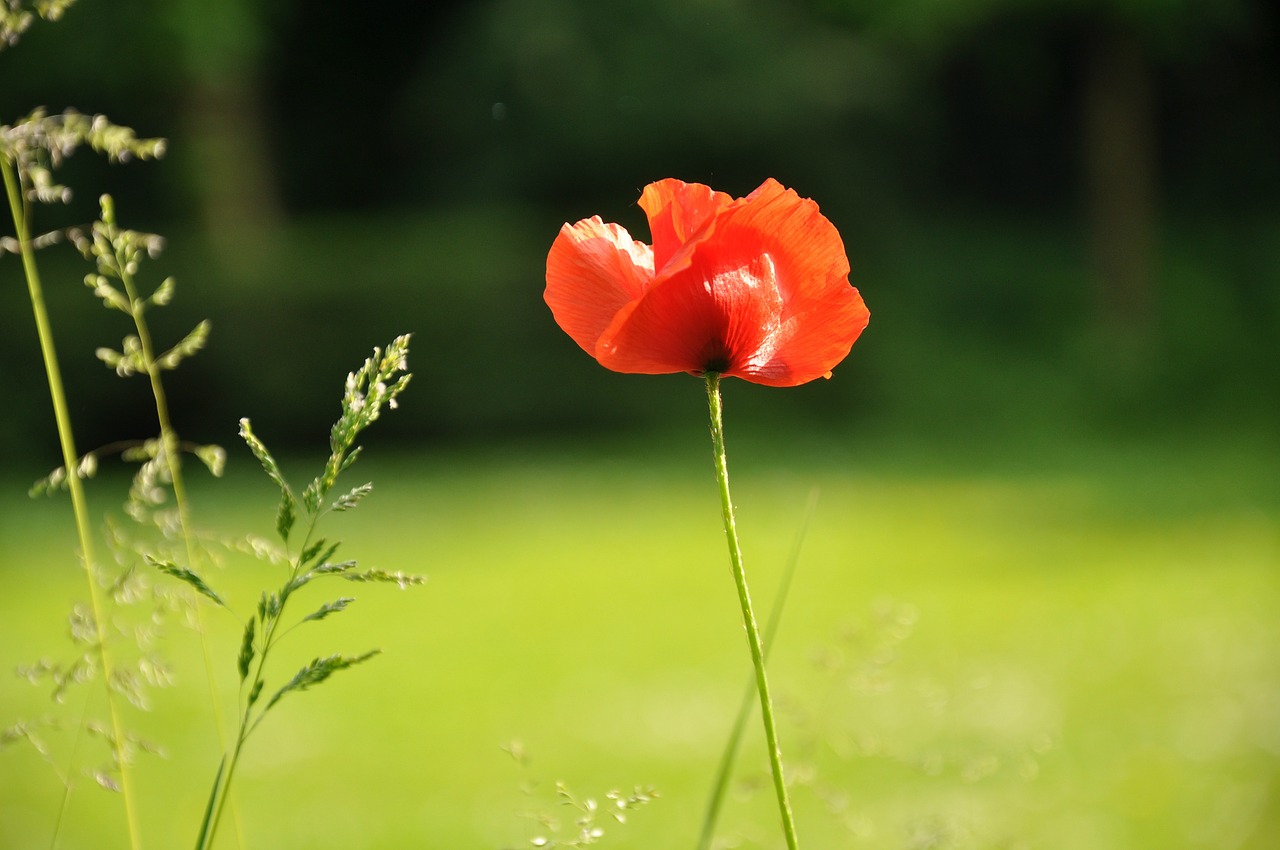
left=101, top=197, right=240, bottom=844
left=3, top=156, right=142, bottom=850
left=703, top=374, right=800, bottom=850
left=197, top=337, right=413, bottom=848
left=104, top=196, right=243, bottom=849
left=198, top=509, right=316, bottom=850
left=198, top=697, right=251, bottom=850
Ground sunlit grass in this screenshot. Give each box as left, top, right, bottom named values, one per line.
left=1, top=427, right=1277, bottom=849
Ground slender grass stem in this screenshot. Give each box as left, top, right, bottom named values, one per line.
left=199, top=606, right=272, bottom=850
left=106, top=199, right=243, bottom=849
left=3, top=157, right=142, bottom=850
left=199, top=513, right=315, bottom=850
left=703, top=374, right=799, bottom=850
left=198, top=582, right=285, bottom=850
left=199, top=702, right=251, bottom=850
left=48, top=685, right=94, bottom=850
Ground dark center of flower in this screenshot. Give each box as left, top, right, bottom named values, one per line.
left=694, top=336, right=734, bottom=376
left=702, top=354, right=731, bottom=374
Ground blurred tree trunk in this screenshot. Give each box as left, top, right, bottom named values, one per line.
left=180, top=73, right=282, bottom=264
left=1080, top=27, right=1159, bottom=337
left=166, top=0, right=283, bottom=270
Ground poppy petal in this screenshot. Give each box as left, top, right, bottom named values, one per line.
left=742, top=284, right=869, bottom=386
left=679, top=179, right=868, bottom=385
left=544, top=216, right=654, bottom=356
left=545, top=178, right=869, bottom=387
left=596, top=179, right=860, bottom=384
left=638, top=178, right=733, bottom=270
left=596, top=251, right=782, bottom=376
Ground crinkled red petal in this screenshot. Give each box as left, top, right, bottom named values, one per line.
left=638, top=178, right=733, bottom=270
left=601, top=179, right=868, bottom=385
left=596, top=251, right=781, bottom=376
left=544, top=216, right=654, bottom=356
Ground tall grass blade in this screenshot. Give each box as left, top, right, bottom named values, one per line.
left=3, top=155, right=142, bottom=850
left=193, top=755, right=226, bottom=850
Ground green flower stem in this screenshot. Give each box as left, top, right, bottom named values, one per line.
left=697, top=489, right=818, bottom=850
left=703, top=374, right=799, bottom=850
left=3, top=157, right=142, bottom=850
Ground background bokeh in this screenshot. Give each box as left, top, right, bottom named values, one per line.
left=2, top=2, right=1278, bottom=849
left=1, top=0, right=1276, bottom=458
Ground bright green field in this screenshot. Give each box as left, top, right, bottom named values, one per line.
left=1, top=426, right=1277, bottom=850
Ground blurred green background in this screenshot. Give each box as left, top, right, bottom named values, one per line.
left=0, top=0, right=1275, bottom=453
left=2, top=0, right=1278, bottom=848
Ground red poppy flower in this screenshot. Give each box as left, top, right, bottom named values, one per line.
left=544, top=178, right=869, bottom=387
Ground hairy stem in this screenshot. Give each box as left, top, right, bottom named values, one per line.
left=703, top=374, right=799, bottom=850
left=3, top=157, right=142, bottom=850
left=697, top=489, right=818, bottom=850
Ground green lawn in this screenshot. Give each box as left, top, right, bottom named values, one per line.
left=1, top=426, right=1277, bottom=849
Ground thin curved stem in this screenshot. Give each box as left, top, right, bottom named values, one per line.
left=703, top=374, right=799, bottom=850
left=109, top=209, right=242, bottom=849
left=4, top=157, right=142, bottom=850
left=697, top=489, right=818, bottom=850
